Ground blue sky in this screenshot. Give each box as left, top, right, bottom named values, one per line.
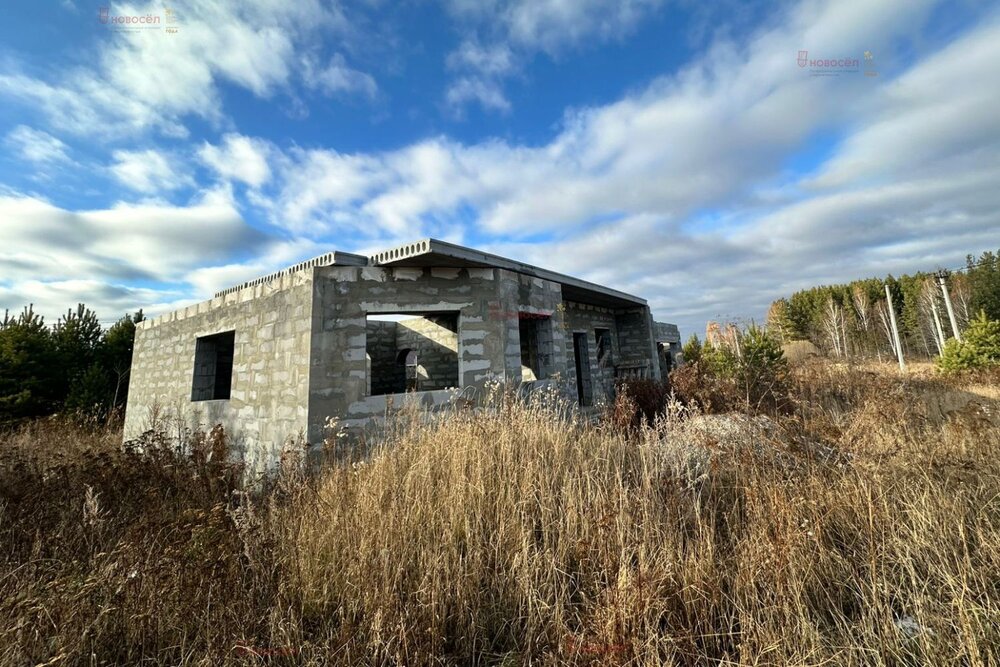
left=1, top=0, right=998, bottom=336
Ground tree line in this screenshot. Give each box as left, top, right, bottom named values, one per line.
left=0, top=304, right=143, bottom=424
left=765, top=250, right=1000, bottom=361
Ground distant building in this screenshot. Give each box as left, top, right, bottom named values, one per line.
left=124, top=239, right=681, bottom=465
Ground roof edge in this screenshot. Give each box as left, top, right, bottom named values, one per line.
left=213, top=250, right=367, bottom=298
left=372, top=238, right=648, bottom=307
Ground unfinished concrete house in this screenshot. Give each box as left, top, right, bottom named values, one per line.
left=124, top=239, right=681, bottom=463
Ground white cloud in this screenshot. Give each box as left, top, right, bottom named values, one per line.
left=442, top=0, right=664, bottom=113
left=183, top=237, right=326, bottom=297
left=239, top=0, right=999, bottom=337
left=808, top=19, right=1000, bottom=189
left=0, top=194, right=272, bottom=321
left=523, top=17, right=1000, bottom=333
left=110, top=149, right=192, bottom=192
left=502, top=0, right=664, bottom=53
left=198, top=133, right=273, bottom=188
left=446, top=40, right=515, bottom=76
left=0, top=192, right=342, bottom=323
left=4, top=125, right=70, bottom=164
left=445, top=0, right=664, bottom=54
left=445, top=77, right=511, bottom=114
left=3, top=0, right=997, bottom=339
left=303, top=53, right=378, bottom=99
left=266, top=147, right=389, bottom=234
left=0, top=0, right=363, bottom=137
left=0, top=280, right=184, bottom=326
left=264, top=0, right=938, bottom=235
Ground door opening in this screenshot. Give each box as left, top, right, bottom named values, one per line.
left=573, top=332, right=593, bottom=406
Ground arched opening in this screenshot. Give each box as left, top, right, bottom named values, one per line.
left=396, top=348, right=419, bottom=391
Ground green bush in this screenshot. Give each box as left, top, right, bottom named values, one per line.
left=937, top=311, right=1000, bottom=372
left=682, top=334, right=703, bottom=364
left=671, top=325, right=790, bottom=414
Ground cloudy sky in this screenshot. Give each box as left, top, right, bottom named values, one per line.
left=1, top=0, right=997, bottom=336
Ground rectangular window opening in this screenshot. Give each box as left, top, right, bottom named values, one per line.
left=191, top=330, right=235, bottom=401
left=595, top=328, right=613, bottom=368
left=365, top=312, right=459, bottom=396
left=519, top=313, right=553, bottom=381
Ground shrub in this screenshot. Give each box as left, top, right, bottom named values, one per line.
left=682, top=333, right=703, bottom=364
left=610, top=378, right=672, bottom=430
left=737, top=325, right=789, bottom=410
left=672, top=325, right=790, bottom=414
left=669, top=361, right=736, bottom=413
left=938, top=310, right=1000, bottom=372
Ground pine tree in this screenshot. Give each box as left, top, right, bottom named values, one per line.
left=0, top=306, right=59, bottom=421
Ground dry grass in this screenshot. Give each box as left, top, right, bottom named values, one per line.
left=1, top=362, right=998, bottom=665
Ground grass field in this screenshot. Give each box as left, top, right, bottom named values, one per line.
left=1, top=361, right=998, bottom=665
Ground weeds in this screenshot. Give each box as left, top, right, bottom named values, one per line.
left=1, top=362, right=998, bottom=665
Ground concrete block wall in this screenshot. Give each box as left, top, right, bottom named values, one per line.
left=495, top=269, right=566, bottom=385
left=562, top=301, right=619, bottom=404
left=653, top=321, right=681, bottom=345
left=495, top=269, right=526, bottom=380
left=614, top=307, right=661, bottom=380
left=123, top=270, right=314, bottom=469
left=365, top=320, right=403, bottom=395
left=653, top=320, right=684, bottom=373
left=308, top=266, right=509, bottom=435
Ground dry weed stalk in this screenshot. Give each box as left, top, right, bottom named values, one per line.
left=0, top=363, right=997, bottom=665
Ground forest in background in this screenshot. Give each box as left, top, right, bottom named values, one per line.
left=765, top=249, right=1000, bottom=360
left=0, top=305, right=143, bottom=424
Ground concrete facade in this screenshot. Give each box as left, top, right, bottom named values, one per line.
left=124, top=239, right=681, bottom=466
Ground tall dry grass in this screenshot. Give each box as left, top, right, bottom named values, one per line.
left=1, top=363, right=998, bottom=665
